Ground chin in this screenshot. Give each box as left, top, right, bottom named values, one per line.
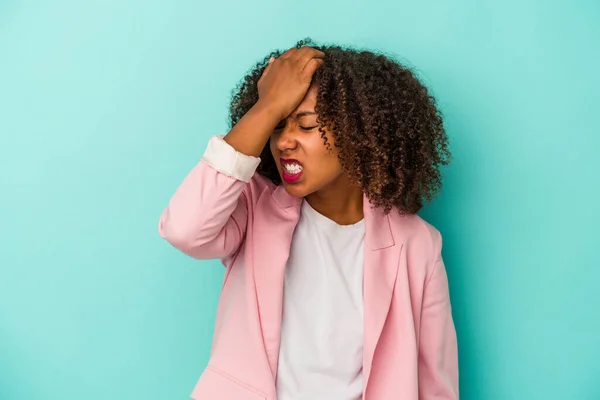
left=281, top=181, right=311, bottom=198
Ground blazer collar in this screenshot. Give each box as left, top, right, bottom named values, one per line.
left=272, top=184, right=395, bottom=250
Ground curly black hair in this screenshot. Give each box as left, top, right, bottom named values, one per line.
left=227, top=37, right=452, bottom=215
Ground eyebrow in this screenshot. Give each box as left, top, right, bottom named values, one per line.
left=293, top=111, right=317, bottom=118
left=277, top=111, right=317, bottom=126
left=279, top=111, right=316, bottom=123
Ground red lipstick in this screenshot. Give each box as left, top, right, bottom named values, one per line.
left=280, top=158, right=303, bottom=183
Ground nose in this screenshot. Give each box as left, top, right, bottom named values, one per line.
left=275, top=126, right=299, bottom=153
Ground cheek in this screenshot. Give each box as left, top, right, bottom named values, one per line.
left=311, top=145, right=342, bottom=177
left=269, top=139, right=279, bottom=159
left=308, top=134, right=340, bottom=168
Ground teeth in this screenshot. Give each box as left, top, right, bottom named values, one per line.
left=283, top=163, right=303, bottom=174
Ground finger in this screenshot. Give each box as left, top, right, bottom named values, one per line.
left=296, top=51, right=326, bottom=72
left=301, top=57, right=325, bottom=80
left=279, top=47, right=297, bottom=60
left=260, top=57, right=275, bottom=79
left=293, top=46, right=326, bottom=62
left=299, top=51, right=325, bottom=73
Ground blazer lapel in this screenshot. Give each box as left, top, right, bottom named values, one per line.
left=251, top=185, right=301, bottom=379
left=362, top=193, right=402, bottom=392
left=251, top=187, right=401, bottom=391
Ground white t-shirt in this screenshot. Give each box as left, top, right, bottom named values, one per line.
left=276, top=199, right=365, bottom=400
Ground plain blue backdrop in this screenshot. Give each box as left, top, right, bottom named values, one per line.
left=1, top=0, right=599, bottom=399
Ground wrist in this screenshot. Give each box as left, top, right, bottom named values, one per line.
left=253, top=100, right=284, bottom=124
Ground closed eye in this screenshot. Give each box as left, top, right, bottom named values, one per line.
left=273, top=125, right=318, bottom=132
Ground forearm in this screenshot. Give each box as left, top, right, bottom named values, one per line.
left=223, top=101, right=281, bottom=157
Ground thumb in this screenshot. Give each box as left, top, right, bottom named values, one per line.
left=261, top=56, right=275, bottom=78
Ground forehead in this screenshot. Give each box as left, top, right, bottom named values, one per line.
left=289, top=85, right=318, bottom=118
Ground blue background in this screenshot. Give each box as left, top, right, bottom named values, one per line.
left=1, top=0, right=599, bottom=399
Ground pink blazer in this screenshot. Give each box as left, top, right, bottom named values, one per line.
left=158, top=147, right=459, bottom=399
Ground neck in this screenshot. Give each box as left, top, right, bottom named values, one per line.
left=304, top=175, right=364, bottom=225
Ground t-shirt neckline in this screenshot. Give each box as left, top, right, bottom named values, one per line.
left=301, top=199, right=365, bottom=229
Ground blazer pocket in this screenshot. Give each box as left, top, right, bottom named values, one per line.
left=190, top=366, right=266, bottom=400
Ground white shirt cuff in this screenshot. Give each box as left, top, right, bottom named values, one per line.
left=201, top=135, right=261, bottom=182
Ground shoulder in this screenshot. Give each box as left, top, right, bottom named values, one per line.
left=387, top=209, right=443, bottom=276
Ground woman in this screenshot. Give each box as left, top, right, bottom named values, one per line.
left=158, top=38, right=458, bottom=400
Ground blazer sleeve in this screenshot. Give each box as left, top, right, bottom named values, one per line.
left=418, top=233, right=459, bottom=399
left=158, top=135, right=261, bottom=261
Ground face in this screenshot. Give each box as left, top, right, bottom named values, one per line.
left=269, top=85, right=344, bottom=198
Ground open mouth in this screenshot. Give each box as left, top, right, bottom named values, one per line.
left=280, top=158, right=303, bottom=183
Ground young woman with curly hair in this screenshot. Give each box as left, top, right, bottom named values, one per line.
left=159, top=38, right=459, bottom=400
